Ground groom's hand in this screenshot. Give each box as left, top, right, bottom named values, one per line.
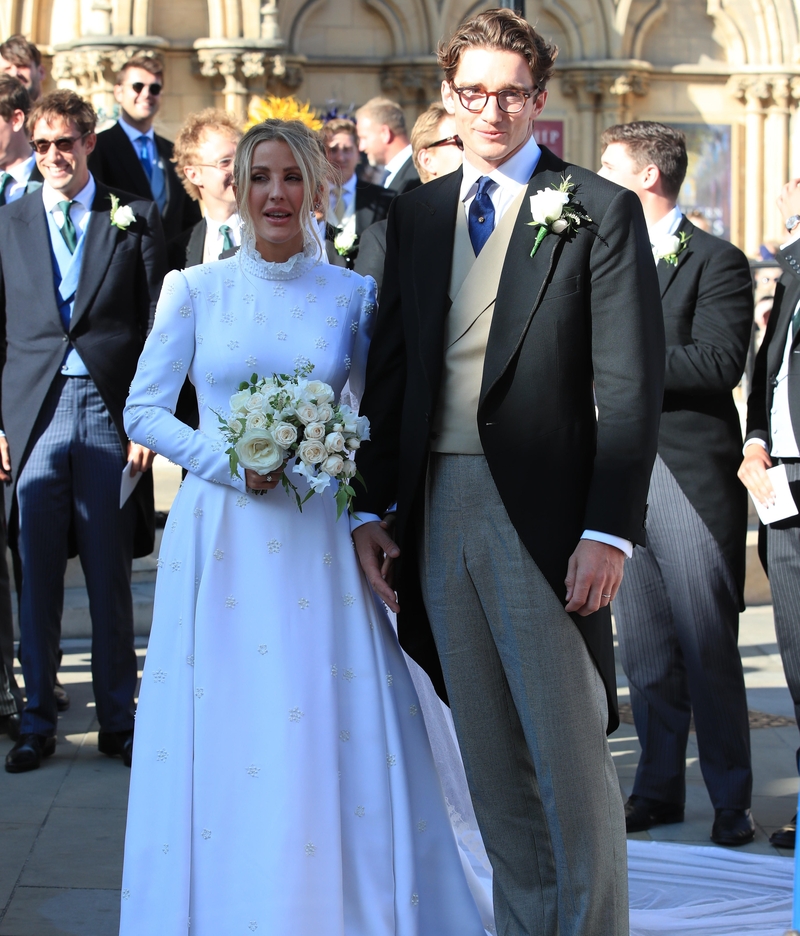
left=353, top=520, right=401, bottom=612
left=564, top=540, right=625, bottom=615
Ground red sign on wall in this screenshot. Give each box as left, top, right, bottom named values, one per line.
left=533, top=121, right=564, bottom=158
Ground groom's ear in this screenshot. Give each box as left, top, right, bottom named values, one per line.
left=441, top=80, right=456, bottom=115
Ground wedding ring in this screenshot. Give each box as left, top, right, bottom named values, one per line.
left=602, top=593, right=612, bottom=598
left=266, top=475, right=272, bottom=482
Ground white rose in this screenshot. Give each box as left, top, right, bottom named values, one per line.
left=551, top=218, right=569, bottom=234
left=112, top=204, right=135, bottom=228
left=230, top=389, right=250, bottom=413
left=341, top=458, right=357, bottom=479
left=235, top=430, right=284, bottom=474
left=297, top=439, right=327, bottom=465
left=529, top=189, right=569, bottom=226
left=322, top=454, right=344, bottom=476
left=246, top=411, right=268, bottom=430
left=325, top=431, right=346, bottom=453
left=295, top=401, right=318, bottom=425
left=654, top=233, right=681, bottom=259
left=227, top=416, right=244, bottom=433
left=303, top=421, right=327, bottom=442
left=305, top=380, right=335, bottom=404
left=345, top=436, right=361, bottom=451
left=316, top=403, right=334, bottom=424
left=246, top=392, right=266, bottom=412
left=271, top=421, right=298, bottom=448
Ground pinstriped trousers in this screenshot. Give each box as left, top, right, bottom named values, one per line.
left=16, top=374, right=137, bottom=737
left=613, top=455, right=752, bottom=809
left=765, top=461, right=800, bottom=756
left=419, top=454, right=628, bottom=936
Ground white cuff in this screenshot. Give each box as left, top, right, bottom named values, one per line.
left=581, top=530, right=633, bottom=559
left=350, top=511, right=382, bottom=533
left=743, top=438, right=769, bottom=455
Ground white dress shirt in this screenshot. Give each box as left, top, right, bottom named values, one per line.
left=1, top=152, right=37, bottom=203
left=203, top=213, right=241, bottom=263
left=118, top=116, right=156, bottom=163
left=647, top=205, right=682, bottom=256
left=383, top=145, right=413, bottom=189
left=329, top=173, right=357, bottom=223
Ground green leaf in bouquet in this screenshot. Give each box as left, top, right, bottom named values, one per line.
left=228, top=449, right=240, bottom=479
left=354, top=469, right=367, bottom=493
left=251, top=373, right=258, bottom=384
left=238, top=381, right=248, bottom=391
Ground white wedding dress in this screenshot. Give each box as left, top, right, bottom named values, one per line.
left=119, top=239, right=492, bottom=936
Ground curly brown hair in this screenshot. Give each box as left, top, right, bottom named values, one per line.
left=26, top=89, right=96, bottom=138
left=173, top=108, right=242, bottom=200
left=438, top=8, right=557, bottom=91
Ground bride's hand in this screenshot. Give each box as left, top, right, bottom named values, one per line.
left=245, top=465, right=285, bottom=493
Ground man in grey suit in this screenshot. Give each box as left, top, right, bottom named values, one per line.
left=353, top=9, right=664, bottom=934
left=0, top=90, right=165, bottom=773
left=740, top=178, right=800, bottom=849
left=599, top=121, right=755, bottom=846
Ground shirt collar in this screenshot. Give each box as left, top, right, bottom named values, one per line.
left=460, top=133, right=542, bottom=200
left=42, top=172, right=96, bottom=214
left=342, top=173, right=357, bottom=197
left=4, top=151, right=35, bottom=184
left=384, top=145, right=412, bottom=176
left=648, top=204, right=682, bottom=240
left=118, top=116, right=155, bottom=145
left=205, top=212, right=240, bottom=238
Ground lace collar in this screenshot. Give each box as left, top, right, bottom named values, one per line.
left=238, top=231, right=323, bottom=281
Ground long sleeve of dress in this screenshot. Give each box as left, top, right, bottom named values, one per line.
left=124, top=268, right=246, bottom=492
left=345, top=274, right=377, bottom=403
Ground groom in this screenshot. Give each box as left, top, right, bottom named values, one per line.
left=353, top=9, right=664, bottom=935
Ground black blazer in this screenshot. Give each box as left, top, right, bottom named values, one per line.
left=89, top=122, right=201, bottom=241
left=355, top=147, right=665, bottom=730
left=386, top=155, right=421, bottom=195
left=747, top=239, right=800, bottom=447
left=168, top=217, right=206, bottom=271
left=0, top=182, right=167, bottom=554
left=656, top=218, right=752, bottom=604
left=353, top=219, right=387, bottom=292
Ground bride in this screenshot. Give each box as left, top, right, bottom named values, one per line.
left=119, top=118, right=491, bottom=935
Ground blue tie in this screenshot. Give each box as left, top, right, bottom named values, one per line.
left=136, top=134, right=153, bottom=179
left=137, top=134, right=166, bottom=213
left=468, top=176, right=496, bottom=256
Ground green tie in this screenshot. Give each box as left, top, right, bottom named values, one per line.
left=0, top=172, right=12, bottom=206
left=57, top=200, right=78, bottom=254
left=219, top=223, right=233, bottom=253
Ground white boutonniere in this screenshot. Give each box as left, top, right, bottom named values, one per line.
left=333, top=216, right=358, bottom=258
left=527, top=175, right=591, bottom=258
left=109, top=193, right=135, bottom=231
left=653, top=230, right=691, bottom=266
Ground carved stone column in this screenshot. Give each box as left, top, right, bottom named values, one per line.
left=379, top=61, right=443, bottom=120
left=729, top=76, right=771, bottom=256
left=51, top=39, right=167, bottom=124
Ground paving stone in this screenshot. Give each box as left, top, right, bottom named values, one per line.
left=0, top=886, right=119, bottom=936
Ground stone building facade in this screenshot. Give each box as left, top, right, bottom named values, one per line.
left=1, top=0, right=799, bottom=253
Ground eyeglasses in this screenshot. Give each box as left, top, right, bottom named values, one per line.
left=31, top=132, right=89, bottom=155
left=450, top=83, right=540, bottom=114
left=128, top=82, right=162, bottom=96
left=192, top=156, right=234, bottom=172
left=426, top=135, right=463, bottom=151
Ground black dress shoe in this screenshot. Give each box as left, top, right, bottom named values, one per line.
left=5, top=733, right=56, bottom=773
left=98, top=730, right=133, bottom=767
left=54, top=680, right=70, bottom=712
left=711, top=808, right=755, bottom=846
left=769, top=814, right=796, bottom=849
left=0, top=712, right=21, bottom=741
left=624, top=795, right=685, bottom=833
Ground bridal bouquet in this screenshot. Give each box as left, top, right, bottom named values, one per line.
left=214, top=364, right=369, bottom=518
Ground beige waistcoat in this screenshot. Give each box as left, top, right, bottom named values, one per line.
left=430, top=186, right=526, bottom=453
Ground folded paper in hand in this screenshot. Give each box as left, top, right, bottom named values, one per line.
left=749, top=464, right=799, bottom=525
left=120, top=460, right=142, bottom=508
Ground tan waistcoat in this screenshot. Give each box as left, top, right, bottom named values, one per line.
left=430, top=186, right=526, bottom=453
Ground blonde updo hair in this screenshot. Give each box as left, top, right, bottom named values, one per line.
left=234, top=119, right=329, bottom=248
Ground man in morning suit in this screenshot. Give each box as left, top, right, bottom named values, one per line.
left=740, top=178, right=800, bottom=849
left=352, top=10, right=664, bottom=935
left=0, top=90, right=165, bottom=773
left=88, top=54, right=201, bottom=242
left=355, top=97, right=421, bottom=195
left=599, top=121, right=755, bottom=846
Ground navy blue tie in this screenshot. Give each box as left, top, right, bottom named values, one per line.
left=468, top=176, right=496, bottom=256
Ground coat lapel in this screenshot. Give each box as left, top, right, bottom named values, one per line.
left=70, top=183, right=121, bottom=331
left=481, top=152, right=567, bottom=406
left=16, top=191, right=62, bottom=328
left=656, top=216, right=693, bottom=296
left=186, top=220, right=206, bottom=266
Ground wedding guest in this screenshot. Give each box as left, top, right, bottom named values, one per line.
left=0, top=76, right=41, bottom=202
left=0, top=35, right=45, bottom=101
left=355, top=97, right=420, bottom=194
left=0, top=90, right=164, bottom=773
left=354, top=103, right=463, bottom=290
left=740, top=177, right=800, bottom=849
left=89, top=54, right=201, bottom=241
left=168, top=108, right=242, bottom=270
left=353, top=9, right=663, bottom=934
left=599, top=121, right=755, bottom=846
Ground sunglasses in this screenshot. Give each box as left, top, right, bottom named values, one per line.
left=427, top=135, right=464, bottom=151
left=31, top=132, right=89, bottom=155
left=129, top=82, right=162, bottom=96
